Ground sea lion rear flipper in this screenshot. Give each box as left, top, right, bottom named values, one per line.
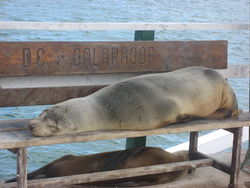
left=207, top=109, right=240, bottom=120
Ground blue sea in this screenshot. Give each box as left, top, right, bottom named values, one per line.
left=0, top=0, right=249, bottom=180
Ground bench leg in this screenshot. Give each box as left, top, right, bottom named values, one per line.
left=228, top=127, right=242, bottom=188
left=17, top=147, right=27, bottom=188
left=241, top=126, right=250, bottom=173
left=126, top=136, right=146, bottom=149
left=189, top=131, right=199, bottom=174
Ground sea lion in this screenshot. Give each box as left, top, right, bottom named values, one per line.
left=28, top=66, right=239, bottom=137
left=6, top=147, right=189, bottom=186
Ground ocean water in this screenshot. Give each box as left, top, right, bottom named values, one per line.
left=0, top=0, right=249, bottom=180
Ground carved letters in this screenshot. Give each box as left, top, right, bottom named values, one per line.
left=23, top=48, right=31, bottom=67
left=22, top=46, right=155, bottom=68
left=0, top=41, right=228, bottom=76
left=23, top=48, right=46, bottom=67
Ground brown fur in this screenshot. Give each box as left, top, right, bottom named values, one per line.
left=6, top=147, right=189, bottom=187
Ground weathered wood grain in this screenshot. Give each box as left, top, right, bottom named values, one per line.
left=0, top=41, right=227, bottom=77
left=188, top=132, right=199, bottom=174
left=190, top=151, right=231, bottom=174
left=4, top=159, right=213, bottom=188
left=0, top=113, right=249, bottom=149
left=0, top=85, right=106, bottom=107
left=16, top=148, right=27, bottom=188
left=0, top=119, right=30, bottom=132
left=1, top=65, right=248, bottom=90
left=228, top=128, right=243, bottom=188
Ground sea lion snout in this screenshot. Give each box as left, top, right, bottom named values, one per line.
left=28, top=107, right=77, bottom=137
left=28, top=119, right=41, bottom=131
left=28, top=118, right=56, bottom=137
left=28, top=121, right=35, bottom=130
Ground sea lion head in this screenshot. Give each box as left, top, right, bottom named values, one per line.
left=28, top=105, right=77, bottom=137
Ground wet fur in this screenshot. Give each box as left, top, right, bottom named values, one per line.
left=6, top=147, right=189, bottom=187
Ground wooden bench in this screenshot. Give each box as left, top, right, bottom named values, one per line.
left=0, top=39, right=249, bottom=188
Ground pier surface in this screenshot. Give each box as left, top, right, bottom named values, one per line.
left=1, top=151, right=249, bottom=188
left=59, top=151, right=250, bottom=188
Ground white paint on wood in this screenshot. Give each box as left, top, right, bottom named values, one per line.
left=0, top=73, right=140, bottom=89
left=0, top=22, right=249, bottom=31
left=166, top=127, right=249, bottom=154
left=218, top=64, right=250, bottom=78
left=0, top=64, right=248, bottom=89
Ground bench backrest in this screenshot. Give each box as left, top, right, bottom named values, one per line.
left=0, top=40, right=227, bottom=107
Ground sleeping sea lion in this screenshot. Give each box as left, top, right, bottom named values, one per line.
left=6, top=147, right=189, bottom=187
left=28, top=66, right=239, bottom=136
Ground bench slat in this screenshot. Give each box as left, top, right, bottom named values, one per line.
left=0, top=85, right=106, bottom=107
left=0, top=119, right=30, bottom=132
left=0, top=64, right=248, bottom=107
left=0, top=112, right=249, bottom=149
left=0, top=41, right=227, bottom=77
left=4, top=159, right=213, bottom=188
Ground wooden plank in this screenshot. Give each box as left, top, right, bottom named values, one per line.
left=16, top=148, right=27, bottom=188
left=0, top=85, right=106, bottom=107
left=0, top=22, right=249, bottom=31
left=0, top=119, right=30, bottom=132
left=4, top=159, right=213, bottom=188
left=0, top=112, right=249, bottom=149
left=188, top=132, right=199, bottom=174
left=0, top=41, right=227, bottom=77
left=189, top=132, right=199, bottom=152
left=190, top=151, right=231, bottom=174
left=228, top=128, right=243, bottom=188
left=1, top=65, right=249, bottom=90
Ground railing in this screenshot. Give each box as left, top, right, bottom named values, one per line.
left=0, top=22, right=249, bottom=31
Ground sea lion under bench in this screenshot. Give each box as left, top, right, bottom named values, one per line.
left=28, top=66, right=239, bottom=137
left=6, top=147, right=189, bottom=186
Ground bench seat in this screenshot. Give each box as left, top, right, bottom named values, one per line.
left=0, top=112, right=249, bottom=149
left=1, top=112, right=249, bottom=188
